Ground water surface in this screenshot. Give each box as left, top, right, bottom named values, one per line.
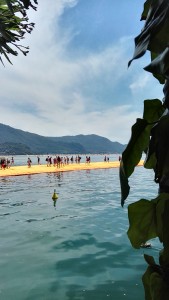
left=0, top=157, right=160, bottom=300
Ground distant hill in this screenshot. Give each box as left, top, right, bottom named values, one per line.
left=0, top=123, right=126, bottom=155
left=49, top=134, right=125, bottom=154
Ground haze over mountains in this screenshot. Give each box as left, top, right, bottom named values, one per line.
left=0, top=123, right=126, bottom=155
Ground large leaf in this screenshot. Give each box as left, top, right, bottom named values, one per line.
left=144, top=123, right=160, bottom=171
left=143, top=99, right=165, bottom=123
left=120, top=98, right=164, bottom=204
left=144, top=115, right=169, bottom=183
left=154, top=193, right=169, bottom=243
left=120, top=118, right=151, bottom=205
left=119, top=160, right=130, bottom=207
left=142, top=266, right=154, bottom=300
left=162, top=200, right=169, bottom=262
left=143, top=99, right=165, bottom=170
left=144, top=47, right=169, bottom=79
left=143, top=263, right=169, bottom=300
left=128, top=0, right=169, bottom=67
left=122, top=118, right=149, bottom=178
left=127, top=199, right=157, bottom=248
left=150, top=272, right=169, bottom=300
left=150, top=52, right=165, bottom=83
left=153, top=115, right=169, bottom=185
left=155, top=194, right=169, bottom=263
left=163, top=79, right=169, bottom=109
left=144, top=140, right=157, bottom=170
left=141, top=0, right=151, bottom=21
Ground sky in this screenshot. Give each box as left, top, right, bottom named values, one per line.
left=0, top=0, right=164, bottom=144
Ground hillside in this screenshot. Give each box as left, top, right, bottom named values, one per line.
left=49, top=134, right=125, bottom=154
left=0, top=123, right=126, bottom=155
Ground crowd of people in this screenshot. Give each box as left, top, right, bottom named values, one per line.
left=0, top=157, right=14, bottom=169
left=0, top=154, right=120, bottom=169
left=45, top=155, right=82, bottom=168
left=34, top=154, right=110, bottom=167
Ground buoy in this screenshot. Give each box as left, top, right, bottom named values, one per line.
left=52, top=189, right=58, bottom=200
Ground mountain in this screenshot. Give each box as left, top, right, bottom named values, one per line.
left=49, top=134, right=125, bottom=154
left=0, top=124, right=85, bottom=154
left=0, top=123, right=126, bottom=155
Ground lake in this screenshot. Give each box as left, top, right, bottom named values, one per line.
left=0, top=155, right=161, bottom=300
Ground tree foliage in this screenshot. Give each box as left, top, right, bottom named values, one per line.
left=0, top=0, right=38, bottom=65
left=120, top=0, right=169, bottom=299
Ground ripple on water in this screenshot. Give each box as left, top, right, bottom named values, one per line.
left=0, top=167, right=159, bottom=300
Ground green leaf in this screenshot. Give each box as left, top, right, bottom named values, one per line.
left=143, top=99, right=165, bottom=123
left=141, top=0, right=151, bottom=21
left=119, top=160, right=130, bottom=207
left=163, top=79, right=169, bottom=109
left=155, top=194, right=169, bottom=263
left=0, top=47, right=13, bottom=64
left=150, top=52, right=165, bottom=84
left=143, top=99, right=165, bottom=170
left=162, top=200, right=169, bottom=262
left=142, top=266, right=154, bottom=300
left=144, top=128, right=157, bottom=171
left=120, top=117, right=153, bottom=204
left=121, top=100, right=164, bottom=176
left=144, top=115, right=169, bottom=183
left=128, top=0, right=169, bottom=67
left=154, top=193, right=169, bottom=243
left=0, top=0, right=37, bottom=64
left=150, top=272, right=169, bottom=300
left=122, top=118, right=149, bottom=178
left=144, top=47, right=169, bottom=79
left=143, top=265, right=169, bottom=300
left=22, top=0, right=30, bottom=9
left=153, top=116, right=169, bottom=183
left=5, top=0, right=14, bottom=13
left=128, top=32, right=150, bottom=67
left=144, top=254, right=156, bottom=266
left=127, top=199, right=157, bottom=248
left=144, top=151, right=157, bottom=170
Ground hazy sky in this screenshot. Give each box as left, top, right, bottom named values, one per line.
left=0, top=0, right=163, bottom=143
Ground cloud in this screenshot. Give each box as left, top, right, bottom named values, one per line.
left=0, top=99, right=140, bottom=143
left=0, top=0, right=159, bottom=144
left=130, top=73, right=151, bottom=93
left=129, top=67, right=163, bottom=107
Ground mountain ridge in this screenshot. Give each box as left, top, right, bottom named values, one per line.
left=0, top=123, right=126, bottom=155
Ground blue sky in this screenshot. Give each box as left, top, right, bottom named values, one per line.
left=0, top=0, right=163, bottom=143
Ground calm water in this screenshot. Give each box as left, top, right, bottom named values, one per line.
left=0, top=155, right=161, bottom=300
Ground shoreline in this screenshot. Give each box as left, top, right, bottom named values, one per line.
left=0, top=160, right=144, bottom=178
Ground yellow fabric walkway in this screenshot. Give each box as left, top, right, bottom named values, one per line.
left=0, top=160, right=144, bottom=177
